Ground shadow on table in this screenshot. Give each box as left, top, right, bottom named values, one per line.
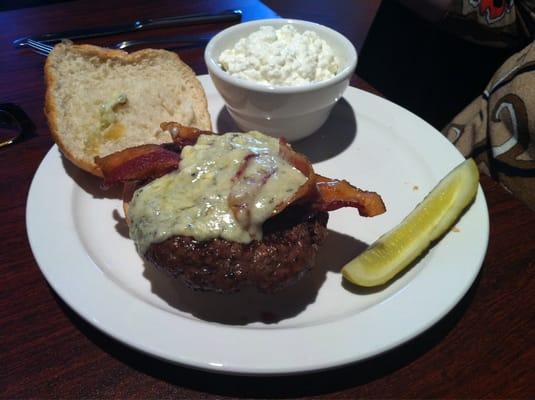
left=54, top=262, right=482, bottom=398
left=216, top=97, right=357, bottom=164
left=142, top=229, right=366, bottom=324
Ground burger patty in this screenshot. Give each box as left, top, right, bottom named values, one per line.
left=143, top=207, right=329, bottom=293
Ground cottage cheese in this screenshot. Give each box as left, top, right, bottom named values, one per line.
left=218, top=25, right=340, bottom=86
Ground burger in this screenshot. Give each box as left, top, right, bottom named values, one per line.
left=96, top=123, right=386, bottom=293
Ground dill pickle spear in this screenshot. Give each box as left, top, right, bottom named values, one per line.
left=342, top=158, right=479, bottom=287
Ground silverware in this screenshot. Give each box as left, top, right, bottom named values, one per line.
left=25, top=33, right=214, bottom=56
left=114, top=33, right=213, bottom=50
left=25, top=39, right=53, bottom=56
left=13, top=9, right=241, bottom=48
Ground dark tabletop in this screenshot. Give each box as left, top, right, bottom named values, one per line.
left=1, top=0, right=534, bottom=398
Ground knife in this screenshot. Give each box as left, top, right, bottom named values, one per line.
left=13, top=9, right=242, bottom=48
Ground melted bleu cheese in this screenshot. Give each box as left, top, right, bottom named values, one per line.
left=128, top=131, right=307, bottom=253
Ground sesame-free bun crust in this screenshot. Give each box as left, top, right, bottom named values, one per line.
left=44, top=43, right=211, bottom=176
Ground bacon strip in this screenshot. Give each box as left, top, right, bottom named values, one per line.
left=99, top=125, right=386, bottom=219
left=274, top=139, right=318, bottom=213
left=95, top=144, right=180, bottom=186
left=229, top=153, right=277, bottom=235
left=160, top=122, right=213, bottom=147
left=312, top=175, right=386, bottom=217
left=277, top=140, right=386, bottom=217
left=273, top=139, right=386, bottom=217
left=278, top=138, right=314, bottom=177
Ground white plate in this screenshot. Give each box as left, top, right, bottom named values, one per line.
left=27, top=75, right=489, bottom=375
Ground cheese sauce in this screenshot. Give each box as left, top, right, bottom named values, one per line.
left=128, top=131, right=307, bottom=254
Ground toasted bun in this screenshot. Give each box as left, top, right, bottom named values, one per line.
left=44, top=43, right=211, bottom=176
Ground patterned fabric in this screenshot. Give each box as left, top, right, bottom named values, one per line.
left=443, top=41, right=535, bottom=209
left=443, top=0, right=535, bottom=47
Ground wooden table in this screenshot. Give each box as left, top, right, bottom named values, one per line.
left=1, top=0, right=533, bottom=398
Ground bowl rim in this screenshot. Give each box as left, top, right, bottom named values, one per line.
left=204, top=18, right=358, bottom=94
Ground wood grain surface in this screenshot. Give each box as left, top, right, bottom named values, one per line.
left=1, top=0, right=534, bottom=398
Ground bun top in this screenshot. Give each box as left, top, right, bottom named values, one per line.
left=44, top=43, right=211, bottom=176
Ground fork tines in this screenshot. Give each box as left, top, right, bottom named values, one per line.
left=25, top=39, right=54, bottom=56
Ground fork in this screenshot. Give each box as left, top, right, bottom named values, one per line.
left=25, top=34, right=213, bottom=56
left=26, top=39, right=53, bottom=56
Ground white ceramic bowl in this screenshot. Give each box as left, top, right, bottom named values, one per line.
left=204, top=19, right=358, bottom=141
